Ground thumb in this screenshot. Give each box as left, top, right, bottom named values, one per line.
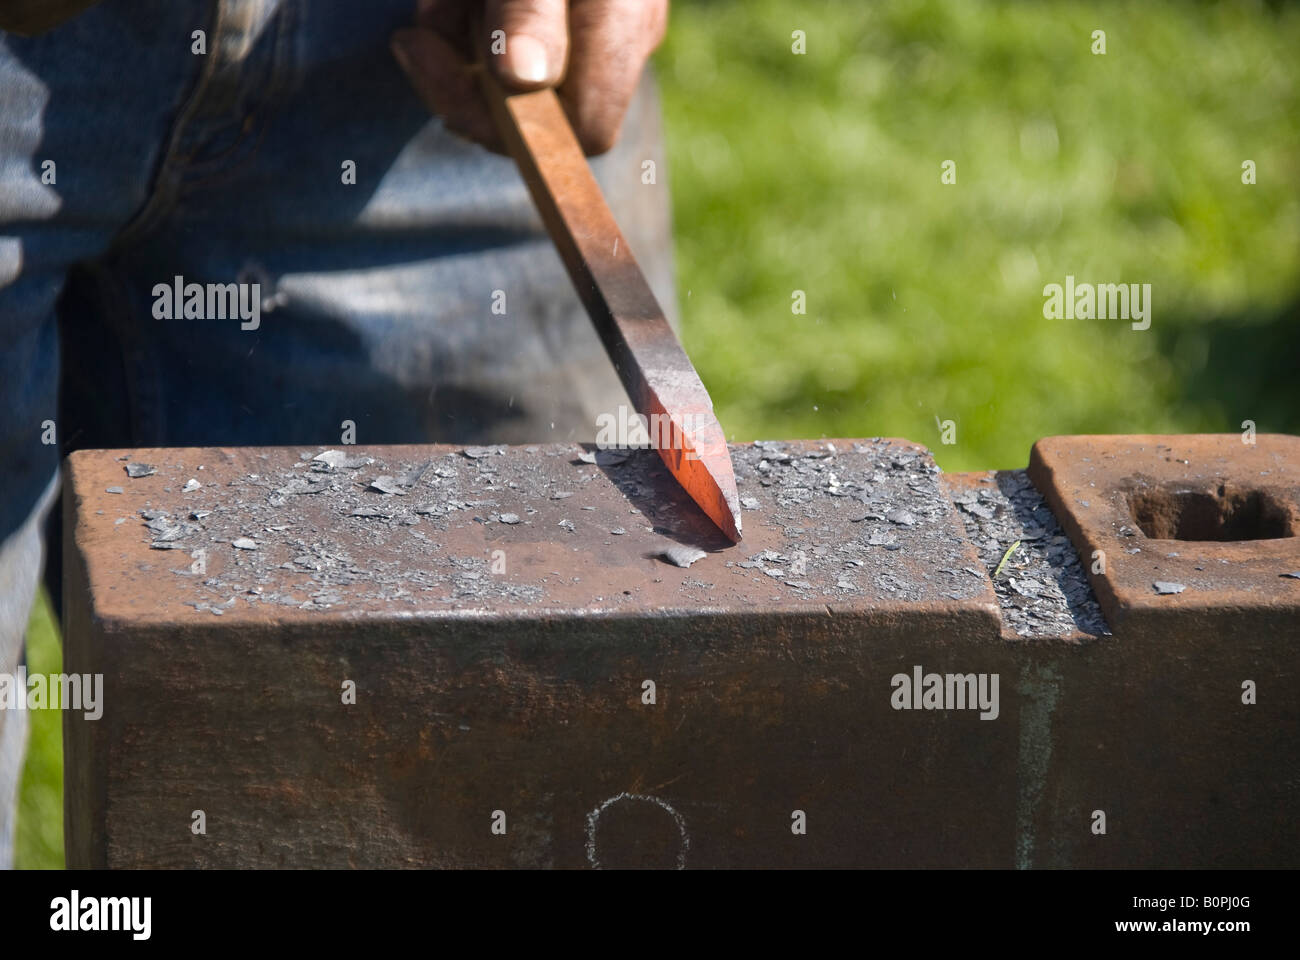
left=486, top=0, right=568, bottom=90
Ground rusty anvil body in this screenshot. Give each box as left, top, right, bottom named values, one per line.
left=61, top=435, right=1300, bottom=867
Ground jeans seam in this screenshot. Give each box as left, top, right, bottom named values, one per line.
left=104, top=0, right=225, bottom=254
left=163, top=0, right=300, bottom=193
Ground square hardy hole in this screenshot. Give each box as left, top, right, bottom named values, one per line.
left=1128, top=484, right=1295, bottom=541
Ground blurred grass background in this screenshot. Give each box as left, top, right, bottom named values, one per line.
left=16, top=592, right=62, bottom=868
left=661, top=0, right=1300, bottom=470
left=15, top=0, right=1300, bottom=867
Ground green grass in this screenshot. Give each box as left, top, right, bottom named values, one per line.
left=658, top=0, right=1300, bottom=471
left=15, top=590, right=63, bottom=869
left=14, top=0, right=1300, bottom=868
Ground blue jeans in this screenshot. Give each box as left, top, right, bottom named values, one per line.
left=0, top=0, right=676, bottom=866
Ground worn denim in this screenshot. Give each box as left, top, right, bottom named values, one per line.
left=0, top=0, right=676, bottom=866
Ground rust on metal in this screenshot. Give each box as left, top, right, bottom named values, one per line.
left=479, top=74, right=743, bottom=542
left=63, top=439, right=993, bottom=629
left=63, top=439, right=1011, bottom=869
left=60, top=437, right=1300, bottom=869
left=1028, top=434, right=1300, bottom=641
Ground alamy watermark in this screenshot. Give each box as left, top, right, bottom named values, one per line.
left=50, top=891, right=150, bottom=940
left=152, top=274, right=261, bottom=330
left=0, top=668, right=102, bottom=720
left=1043, top=275, right=1151, bottom=330
left=891, top=665, right=999, bottom=720
left=595, top=404, right=715, bottom=460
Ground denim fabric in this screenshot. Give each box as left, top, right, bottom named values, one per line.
left=0, top=0, right=676, bottom=865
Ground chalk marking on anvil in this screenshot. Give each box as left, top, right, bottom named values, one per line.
left=585, top=793, right=689, bottom=870
left=1015, top=662, right=1062, bottom=869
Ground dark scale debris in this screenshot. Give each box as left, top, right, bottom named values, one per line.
left=725, top=438, right=986, bottom=605
left=658, top=545, right=706, bottom=568
left=311, top=450, right=373, bottom=471
left=368, top=476, right=405, bottom=495
left=947, top=470, right=1110, bottom=638
left=121, top=446, right=591, bottom=614
left=118, top=440, right=1006, bottom=617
